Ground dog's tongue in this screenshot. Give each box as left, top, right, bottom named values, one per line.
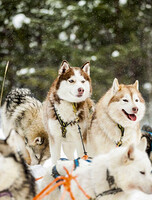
left=128, top=114, right=137, bottom=121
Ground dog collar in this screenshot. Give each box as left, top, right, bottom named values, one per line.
left=115, top=124, right=125, bottom=147
left=95, top=169, right=123, bottom=199
left=0, top=189, right=13, bottom=199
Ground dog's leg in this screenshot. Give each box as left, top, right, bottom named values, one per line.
left=76, top=140, right=86, bottom=158
left=62, top=143, right=75, bottom=160
left=50, top=137, right=62, bottom=164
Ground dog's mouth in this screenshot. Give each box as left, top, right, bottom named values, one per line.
left=122, top=109, right=137, bottom=121
left=70, top=92, right=83, bottom=98
left=77, top=94, right=83, bottom=97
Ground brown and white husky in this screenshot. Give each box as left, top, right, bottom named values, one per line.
left=0, top=130, right=36, bottom=200
left=1, top=88, right=50, bottom=165
left=86, top=78, right=146, bottom=157
left=43, top=60, right=94, bottom=164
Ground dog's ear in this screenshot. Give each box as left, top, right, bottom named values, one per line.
left=133, top=80, right=139, bottom=90
left=122, top=144, right=135, bottom=164
left=81, top=62, right=90, bottom=76
left=112, top=78, right=120, bottom=94
left=58, top=60, right=70, bottom=75
left=137, top=137, right=147, bottom=152
left=6, top=130, right=31, bottom=163
left=34, top=137, right=44, bottom=145
left=6, top=130, right=24, bottom=152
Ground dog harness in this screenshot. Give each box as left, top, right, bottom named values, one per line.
left=0, top=189, right=13, bottom=199
left=53, top=103, right=88, bottom=156
left=115, top=124, right=125, bottom=147
left=53, top=103, right=79, bottom=138
left=52, top=157, right=92, bottom=189
left=93, top=169, right=123, bottom=199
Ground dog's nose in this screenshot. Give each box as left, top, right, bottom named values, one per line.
left=132, top=107, right=138, bottom=113
left=78, top=87, right=84, bottom=94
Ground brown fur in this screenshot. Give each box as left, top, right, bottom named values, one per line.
left=109, top=84, right=145, bottom=104
left=1, top=88, right=51, bottom=165
left=43, top=61, right=94, bottom=162
left=86, top=79, right=145, bottom=157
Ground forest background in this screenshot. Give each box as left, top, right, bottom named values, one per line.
left=0, top=0, right=152, bottom=123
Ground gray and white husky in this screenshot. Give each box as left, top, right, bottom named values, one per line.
left=1, top=88, right=50, bottom=165
left=0, top=131, right=36, bottom=200
left=43, top=60, right=94, bottom=164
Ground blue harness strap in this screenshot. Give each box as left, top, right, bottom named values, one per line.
left=74, top=157, right=92, bottom=169
left=52, top=165, right=61, bottom=179
left=74, top=158, right=80, bottom=169
left=86, top=159, right=92, bottom=163
left=146, top=131, right=152, bottom=136
left=52, top=157, right=92, bottom=189
left=60, top=158, right=69, bottom=161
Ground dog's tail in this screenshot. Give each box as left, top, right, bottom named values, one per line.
left=4, top=88, right=33, bottom=112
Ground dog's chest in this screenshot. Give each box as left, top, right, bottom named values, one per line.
left=49, top=101, right=85, bottom=139
left=55, top=101, right=79, bottom=122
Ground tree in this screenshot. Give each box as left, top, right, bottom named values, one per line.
left=0, top=0, right=152, bottom=107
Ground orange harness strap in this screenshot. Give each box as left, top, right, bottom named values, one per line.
left=35, top=177, right=43, bottom=181
left=33, top=166, right=91, bottom=200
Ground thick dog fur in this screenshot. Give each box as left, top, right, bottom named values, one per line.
left=1, top=88, right=50, bottom=165
left=142, top=125, right=152, bottom=162
left=86, top=78, right=145, bottom=157
left=43, top=60, right=94, bottom=164
left=37, top=139, right=152, bottom=200
left=0, top=131, right=36, bottom=200
left=63, top=140, right=152, bottom=200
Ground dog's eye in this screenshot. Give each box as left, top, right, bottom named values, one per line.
left=81, top=80, right=85, bottom=83
left=69, top=79, right=74, bottom=83
left=140, top=171, right=145, bottom=175
left=123, top=99, right=128, bottom=102
left=135, top=99, right=139, bottom=102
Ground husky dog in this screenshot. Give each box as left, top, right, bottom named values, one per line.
left=61, top=139, right=152, bottom=200
left=1, top=88, right=50, bottom=165
left=37, top=139, right=152, bottom=200
left=43, top=60, right=94, bottom=164
left=0, top=131, right=36, bottom=200
left=86, top=78, right=146, bottom=157
left=142, top=125, right=152, bottom=162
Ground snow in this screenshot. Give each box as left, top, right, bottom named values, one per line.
left=112, top=50, right=120, bottom=57
left=119, top=0, right=127, bottom=5
left=17, top=67, right=36, bottom=76
left=12, top=14, right=31, bottom=29
left=59, top=31, right=68, bottom=41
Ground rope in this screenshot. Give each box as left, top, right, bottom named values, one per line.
left=33, top=167, right=91, bottom=200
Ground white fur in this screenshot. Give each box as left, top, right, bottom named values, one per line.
left=57, top=69, right=90, bottom=103
left=37, top=142, right=152, bottom=200
left=0, top=131, right=36, bottom=200
left=45, top=63, right=92, bottom=164
left=62, top=144, right=152, bottom=200
left=87, top=78, right=145, bottom=157
left=48, top=100, right=87, bottom=163
left=0, top=154, right=20, bottom=190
